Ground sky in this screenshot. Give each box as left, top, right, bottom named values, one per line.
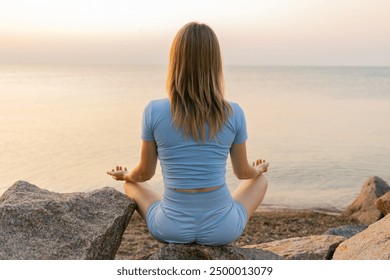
left=0, top=0, right=389, bottom=66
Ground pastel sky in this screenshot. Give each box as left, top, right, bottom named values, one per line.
left=1, top=0, right=389, bottom=65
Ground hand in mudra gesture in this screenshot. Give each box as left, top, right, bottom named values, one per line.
left=107, top=166, right=128, bottom=181
left=253, top=159, right=269, bottom=175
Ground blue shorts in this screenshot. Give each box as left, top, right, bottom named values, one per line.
left=146, top=184, right=247, bottom=246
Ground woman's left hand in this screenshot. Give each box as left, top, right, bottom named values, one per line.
left=107, top=166, right=128, bottom=181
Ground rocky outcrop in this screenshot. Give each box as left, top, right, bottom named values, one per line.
left=376, top=192, right=390, bottom=217
left=3, top=176, right=390, bottom=260
left=144, top=243, right=283, bottom=260
left=0, top=181, right=136, bottom=260
left=323, top=225, right=368, bottom=239
left=332, top=213, right=390, bottom=260
left=244, top=235, right=345, bottom=260
left=342, top=176, right=390, bottom=224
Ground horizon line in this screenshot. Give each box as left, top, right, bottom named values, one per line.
left=1, top=62, right=389, bottom=68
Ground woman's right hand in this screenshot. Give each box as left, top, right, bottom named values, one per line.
left=253, top=159, right=269, bottom=175
left=107, top=166, right=129, bottom=181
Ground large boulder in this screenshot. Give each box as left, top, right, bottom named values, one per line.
left=0, top=181, right=136, bottom=260
left=342, top=176, right=390, bottom=224
left=376, top=192, right=390, bottom=217
left=244, top=235, right=345, bottom=260
left=144, top=243, right=283, bottom=260
left=333, top=214, right=390, bottom=260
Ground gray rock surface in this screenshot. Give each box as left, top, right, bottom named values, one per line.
left=376, top=192, right=390, bottom=217
left=342, top=176, right=390, bottom=224
left=323, top=225, right=368, bottom=239
left=0, top=181, right=136, bottom=260
left=244, top=235, right=345, bottom=260
left=333, top=214, right=390, bottom=260
left=144, top=243, right=283, bottom=260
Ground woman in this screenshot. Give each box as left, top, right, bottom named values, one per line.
left=107, top=22, right=269, bottom=246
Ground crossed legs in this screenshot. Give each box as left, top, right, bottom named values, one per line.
left=232, top=174, right=268, bottom=224
left=123, top=181, right=161, bottom=220
left=124, top=174, right=267, bottom=225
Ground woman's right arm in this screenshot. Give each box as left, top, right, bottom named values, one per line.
left=230, top=142, right=268, bottom=180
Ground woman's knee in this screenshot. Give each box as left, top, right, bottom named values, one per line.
left=253, top=175, right=268, bottom=202
left=123, top=181, right=138, bottom=198
left=123, top=181, right=149, bottom=198
left=123, top=181, right=161, bottom=219
left=257, top=174, right=268, bottom=190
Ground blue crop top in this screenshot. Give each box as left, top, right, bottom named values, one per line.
left=141, top=98, right=248, bottom=189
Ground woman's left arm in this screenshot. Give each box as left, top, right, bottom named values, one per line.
left=108, top=140, right=158, bottom=182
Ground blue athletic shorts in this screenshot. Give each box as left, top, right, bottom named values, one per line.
left=146, top=184, right=247, bottom=246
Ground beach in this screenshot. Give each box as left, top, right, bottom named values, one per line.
left=1, top=64, right=387, bottom=259
left=1, top=65, right=390, bottom=211
left=116, top=208, right=356, bottom=260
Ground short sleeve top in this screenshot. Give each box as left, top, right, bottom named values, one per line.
left=141, top=98, right=247, bottom=189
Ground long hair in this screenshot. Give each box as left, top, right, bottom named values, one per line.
left=166, top=22, right=232, bottom=142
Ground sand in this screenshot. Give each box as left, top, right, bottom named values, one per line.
left=115, top=208, right=356, bottom=259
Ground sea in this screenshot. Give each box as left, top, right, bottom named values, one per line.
left=1, top=64, right=389, bottom=212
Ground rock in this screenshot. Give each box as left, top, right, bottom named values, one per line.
left=333, top=214, right=390, bottom=260
left=342, top=176, right=390, bottom=224
left=244, top=235, right=345, bottom=260
left=0, top=180, right=136, bottom=260
left=376, top=192, right=390, bottom=216
left=144, top=243, right=283, bottom=260
left=323, top=225, right=368, bottom=239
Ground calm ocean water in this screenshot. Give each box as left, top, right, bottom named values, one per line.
left=1, top=64, right=389, bottom=212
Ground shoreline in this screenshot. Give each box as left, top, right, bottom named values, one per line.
left=116, top=207, right=357, bottom=260
left=257, top=204, right=343, bottom=215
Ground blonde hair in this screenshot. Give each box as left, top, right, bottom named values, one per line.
left=166, top=22, right=232, bottom=142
